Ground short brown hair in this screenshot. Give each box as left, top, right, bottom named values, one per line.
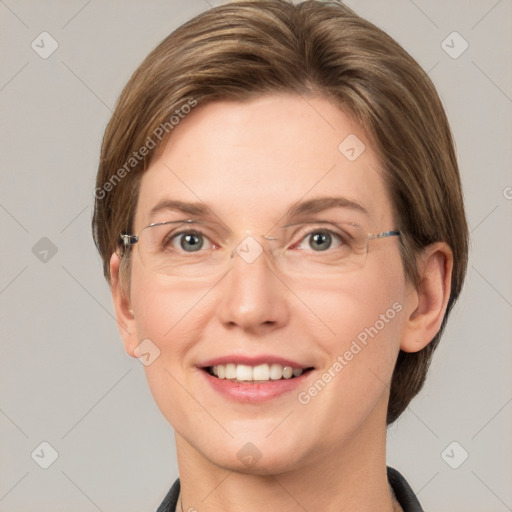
left=92, top=0, right=469, bottom=424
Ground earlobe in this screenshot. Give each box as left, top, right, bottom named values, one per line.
left=109, top=253, right=139, bottom=358
left=400, top=242, right=453, bottom=353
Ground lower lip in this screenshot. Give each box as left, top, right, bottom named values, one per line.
left=201, top=370, right=311, bottom=402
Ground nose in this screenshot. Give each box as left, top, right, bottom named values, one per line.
left=216, top=240, right=291, bottom=334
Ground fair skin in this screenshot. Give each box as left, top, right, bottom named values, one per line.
left=110, top=93, right=452, bottom=512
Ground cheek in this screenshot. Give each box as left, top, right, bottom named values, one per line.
left=301, top=253, right=405, bottom=343
left=297, top=252, right=407, bottom=388
left=291, top=267, right=406, bottom=437
left=130, top=269, right=211, bottom=351
left=128, top=263, right=223, bottom=368
left=128, top=271, right=214, bottom=425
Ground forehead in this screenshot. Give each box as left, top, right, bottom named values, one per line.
left=135, top=93, right=394, bottom=230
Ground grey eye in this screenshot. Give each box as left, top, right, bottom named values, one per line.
left=175, top=232, right=205, bottom=252
left=308, top=231, right=332, bottom=251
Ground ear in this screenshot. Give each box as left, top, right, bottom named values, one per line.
left=110, top=253, right=139, bottom=358
left=400, top=242, right=453, bottom=353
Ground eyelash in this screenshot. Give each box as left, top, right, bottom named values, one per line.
left=164, top=226, right=349, bottom=253
left=163, top=229, right=214, bottom=251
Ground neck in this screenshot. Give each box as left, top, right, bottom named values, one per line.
left=175, top=408, right=399, bottom=512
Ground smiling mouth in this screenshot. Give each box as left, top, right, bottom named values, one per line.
left=205, top=363, right=313, bottom=382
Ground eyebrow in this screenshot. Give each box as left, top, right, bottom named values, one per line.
left=283, top=196, right=369, bottom=219
left=148, top=196, right=369, bottom=224
left=149, top=199, right=212, bottom=218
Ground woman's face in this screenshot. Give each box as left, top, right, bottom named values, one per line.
left=117, top=93, right=415, bottom=473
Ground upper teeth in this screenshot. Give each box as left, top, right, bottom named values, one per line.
left=211, top=363, right=303, bottom=381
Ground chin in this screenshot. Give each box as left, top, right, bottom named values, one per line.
left=181, top=426, right=312, bottom=476
left=210, top=448, right=306, bottom=477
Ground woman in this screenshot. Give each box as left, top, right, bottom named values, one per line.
left=92, top=1, right=468, bottom=510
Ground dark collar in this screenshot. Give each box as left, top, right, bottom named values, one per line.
left=156, top=466, right=424, bottom=512
left=386, top=467, right=424, bottom=511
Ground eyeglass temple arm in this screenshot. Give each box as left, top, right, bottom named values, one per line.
left=372, top=230, right=401, bottom=240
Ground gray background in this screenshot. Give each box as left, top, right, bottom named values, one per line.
left=1, top=0, right=511, bottom=510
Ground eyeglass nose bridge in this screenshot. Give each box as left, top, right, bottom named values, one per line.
left=228, top=234, right=281, bottom=263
